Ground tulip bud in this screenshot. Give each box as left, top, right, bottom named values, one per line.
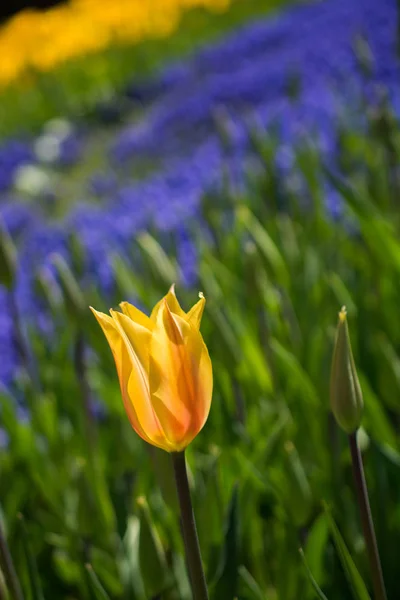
left=0, top=220, right=17, bottom=289
left=330, top=307, right=363, bottom=433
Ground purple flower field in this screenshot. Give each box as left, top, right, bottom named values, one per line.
left=0, top=0, right=398, bottom=387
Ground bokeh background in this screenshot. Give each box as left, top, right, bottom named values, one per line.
left=0, top=0, right=399, bottom=598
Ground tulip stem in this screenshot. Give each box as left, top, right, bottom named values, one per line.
left=172, top=451, right=209, bottom=600
left=348, top=432, right=387, bottom=600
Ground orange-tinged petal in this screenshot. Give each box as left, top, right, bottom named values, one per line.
left=90, top=307, right=154, bottom=444
left=91, top=307, right=169, bottom=451
left=149, top=299, right=213, bottom=450
left=150, top=284, right=186, bottom=322
left=109, top=310, right=162, bottom=437
left=119, top=301, right=154, bottom=330
left=186, top=293, right=206, bottom=330
left=111, top=310, right=152, bottom=373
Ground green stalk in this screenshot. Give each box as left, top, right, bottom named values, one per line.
left=0, top=522, right=24, bottom=600
left=172, top=451, right=209, bottom=600
left=348, top=432, right=387, bottom=600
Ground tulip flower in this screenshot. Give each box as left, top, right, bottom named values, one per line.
left=90, top=285, right=213, bottom=452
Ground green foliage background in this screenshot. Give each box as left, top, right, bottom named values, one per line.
left=1, top=1, right=400, bottom=599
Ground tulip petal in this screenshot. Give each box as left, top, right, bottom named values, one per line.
left=120, top=301, right=154, bottom=331
left=150, top=284, right=186, bottom=323
left=186, top=293, right=206, bottom=329
left=90, top=308, right=154, bottom=443
left=110, top=310, right=152, bottom=374
left=91, top=307, right=169, bottom=450
left=149, top=299, right=213, bottom=450
left=110, top=310, right=178, bottom=450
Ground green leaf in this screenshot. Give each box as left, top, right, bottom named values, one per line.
left=326, top=273, right=357, bottom=317
left=299, top=548, right=329, bottom=600
left=238, top=565, right=266, bottom=600
left=0, top=218, right=17, bottom=289
left=270, top=338, right=320, bottom=408
left=137, top=497, right=171, bottom=598
left=137, top=232, right=178, bottom=284
left=324, top=506, right=371, bottom=600
left=236, top=205, right=289, bottom=286
left=358, top=373, right=398, bottom=449
left=16, top=514, right=45, bottom=600
left=51, top=253, right=85, bottom=320
left=90, top=548, right=123, bottom=597
left=211, top=485, right=240, bottom=600
left=305, top=513, right=330, bottom=585
left=84, top=564, right=111, bottom=600
left=283, top=441, right=312, bottom=527
left=148, top=447, right=179, bottom=513
left=196, top=455, right=224, bottom=556
left=122, top=517, right=146, bottom=599
left=53, top=550, right=81, bottom=586
left=236, top=330, right=273, bottom=393
left=112, top=253, right=148, bottom=303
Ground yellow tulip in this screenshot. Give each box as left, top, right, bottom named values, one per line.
left=91, top=285, right=212, bottom=452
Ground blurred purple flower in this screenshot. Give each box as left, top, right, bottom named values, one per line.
left=176, top=227, right=198, bottom=288
left=89, top=172, right=118, bottom=197
left=0, top=0, right=399, bottom=387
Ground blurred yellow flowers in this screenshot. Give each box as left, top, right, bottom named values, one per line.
left=0, top=0, right=231, bottom=86
left=91, top=286, right=213, bottom=452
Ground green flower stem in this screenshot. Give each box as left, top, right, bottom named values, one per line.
left=0, top=522, right=24, bottom=600
left=172, top=451, right=209, bottom=600
left=348, top=432, right=387, bottom=600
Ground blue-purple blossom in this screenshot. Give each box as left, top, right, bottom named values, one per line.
left=0, top=0, right=398, bottom=386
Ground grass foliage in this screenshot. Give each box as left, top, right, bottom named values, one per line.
left=1, top=87, right=400, bottom=599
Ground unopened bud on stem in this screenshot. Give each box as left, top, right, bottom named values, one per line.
left=330, top=307, right=363, bottom=433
